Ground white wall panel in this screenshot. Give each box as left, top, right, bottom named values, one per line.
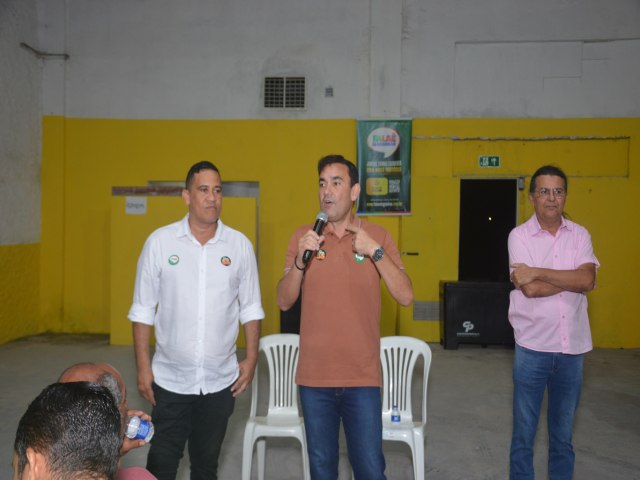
left=452, top=39, right=640, bottom=117
left=401, top=0, right=640, bottom=117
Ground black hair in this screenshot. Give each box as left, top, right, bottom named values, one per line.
left=185, top=161, right=220, bottom=189
left=530, top=165, right=568, bottom=194
left=14, top=382, right=121, bottom=480
left=317, top=154, right=359, bottom=187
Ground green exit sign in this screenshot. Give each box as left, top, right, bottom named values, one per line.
left=479, top=155, right=500, bottom=168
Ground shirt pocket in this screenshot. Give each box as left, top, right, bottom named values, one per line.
left=554, top=246, right=579, bottom=270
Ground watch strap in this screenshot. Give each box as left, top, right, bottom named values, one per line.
left=372, top=246, right=385, bottom=262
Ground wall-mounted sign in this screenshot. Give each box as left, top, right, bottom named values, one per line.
left=479, top=155, right=500, bottom=168
left=126, top=197, right=147, bottom=215
left=356, top=119, right=412, bottom=215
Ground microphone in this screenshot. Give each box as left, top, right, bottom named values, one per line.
left=302, top=212, right=328, bottom=264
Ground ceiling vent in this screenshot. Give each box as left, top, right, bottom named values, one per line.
left=264, top=76, right=306, bottom=109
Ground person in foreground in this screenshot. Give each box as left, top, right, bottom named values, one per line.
left=13, top=381, right=121, bottom=480
left=59, top=362, right=152, bottom=454
left=129, top=161, right=264, bottom=480
left=277, top=154, right=414, bottom=480
left=508, top=165, right=599, bottom=480
left=59, top=362, right=157, bottom=479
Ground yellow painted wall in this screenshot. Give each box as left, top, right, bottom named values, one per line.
left=397, top=118, right=640, bottom=348
left=22, top=116, right=639, bottom=348
left=0, top=116, right=65, bottom=345
left=0, top=244, right=40, bottom=344
left=40, top=116, right=66, bottom=332
left=44, top=119, right=359, bottom=341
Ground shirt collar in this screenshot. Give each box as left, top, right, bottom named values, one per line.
left=324, top=215, right=363, bottom=239
left=527, top=213, right=571, bottom=236
left=178, top=214, right=226, bottom=244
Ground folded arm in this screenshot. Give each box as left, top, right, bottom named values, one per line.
left=511, top=262, right=596, bottom=298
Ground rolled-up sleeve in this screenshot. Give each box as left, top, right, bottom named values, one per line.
left=128, top=235, right=160, bottom=326
left=237, top=238, right=265, bottom=324
left=575, top=228, right=599, bottom=269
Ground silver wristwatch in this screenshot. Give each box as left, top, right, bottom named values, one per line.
left=372, top=246, right=385, bottom=262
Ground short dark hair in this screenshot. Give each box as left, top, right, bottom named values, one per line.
left=530, top=165, right=568, bottom=193
left=185, top=161, right=220, bottom=189
left=317, top=155, right=359, bottom=186
left=14, top=382, right=121, bottom=480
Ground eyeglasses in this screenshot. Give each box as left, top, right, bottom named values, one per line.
left=535, top=187, right=566, bottom=198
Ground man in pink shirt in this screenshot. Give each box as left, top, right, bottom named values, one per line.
left=508, top=165, right=599, bottom=480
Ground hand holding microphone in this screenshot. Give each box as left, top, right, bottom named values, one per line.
left=301, top=212, right=328, bottom=264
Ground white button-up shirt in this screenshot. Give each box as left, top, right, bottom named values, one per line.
left=128, top=215, right=264, bottom=394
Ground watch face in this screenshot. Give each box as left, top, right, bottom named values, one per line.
left=373, top=247, right=384, bottom=262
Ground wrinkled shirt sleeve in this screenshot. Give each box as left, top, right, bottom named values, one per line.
left=237, top=238, right=265, bottom=324
left=128, top=234, right=161, bottom=326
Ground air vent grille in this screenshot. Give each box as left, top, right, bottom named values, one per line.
left=264, top=76, right=305, bottom=109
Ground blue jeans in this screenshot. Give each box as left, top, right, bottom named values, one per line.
left=146, top=383, right=235, bottom=480
left=299, top=386, right=386, bottom=480
left=510, top=344, right=584, bottom=480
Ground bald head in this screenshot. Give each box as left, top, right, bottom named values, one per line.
left=59, top=363, right=127, bottom=414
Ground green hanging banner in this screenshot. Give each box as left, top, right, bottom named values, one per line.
left=356, top=119, right=412, bottom=215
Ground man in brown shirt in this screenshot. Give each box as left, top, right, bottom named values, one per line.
left=277, top=154, right=413, bottom=480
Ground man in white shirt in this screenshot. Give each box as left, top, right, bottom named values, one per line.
left=129, top=161, right=264, bottom=480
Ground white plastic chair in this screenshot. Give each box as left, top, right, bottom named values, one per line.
left=241, top=334, right=310, bottom=480
left=380, top=336, right=432, bottom=480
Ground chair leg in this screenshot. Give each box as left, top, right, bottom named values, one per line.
left=410, top=433, right=425, bottom=480
left=241, top=429, right=255, bottom=480
left=257, top=438, right=266, bottom=480
left=300, top=437, right=311, bottom=480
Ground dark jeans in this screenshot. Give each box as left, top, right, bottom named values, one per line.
left=299, top=386, right=386, bottom=480
left=146, top=383, right=235, bottom=480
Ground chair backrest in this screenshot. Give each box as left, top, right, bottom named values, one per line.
left=249, top=333, right=301, bottom=418
left=380, top=336, right=432, bottom=424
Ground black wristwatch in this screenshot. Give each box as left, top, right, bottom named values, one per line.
left=372, top=246, right=385, bottom=262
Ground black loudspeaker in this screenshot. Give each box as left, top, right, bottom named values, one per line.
left=439, top=281, right=514, bottom=350
left=280, top=296, right=302, bottom=334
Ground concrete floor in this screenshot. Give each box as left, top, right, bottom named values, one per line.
left=1, top=334, right=639, bottom=479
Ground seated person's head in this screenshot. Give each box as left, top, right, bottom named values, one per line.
left=59, top=362, right=128, bottom=435
left=13, top=381, right=121, bottom=480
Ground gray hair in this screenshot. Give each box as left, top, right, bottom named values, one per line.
left=97, top=372, right=122, bottom=407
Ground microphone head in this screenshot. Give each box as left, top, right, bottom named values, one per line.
left=316, top=212, right=328, bottom=223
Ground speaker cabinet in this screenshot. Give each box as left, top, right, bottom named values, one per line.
left=440, top=281, right=514, bottom=350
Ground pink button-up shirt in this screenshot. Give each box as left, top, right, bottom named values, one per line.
left=508, top=214, right=599, bottom=354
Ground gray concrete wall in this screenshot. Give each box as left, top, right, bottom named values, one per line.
left=0, top=0, right=41, bottom=244
left=41, top=0, right=640, bottom=120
